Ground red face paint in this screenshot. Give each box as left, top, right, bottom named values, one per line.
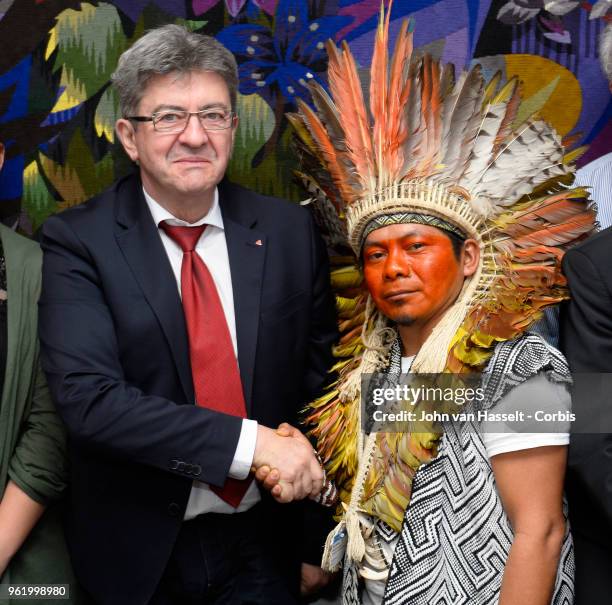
left=362, top=223, right=466, bottom=329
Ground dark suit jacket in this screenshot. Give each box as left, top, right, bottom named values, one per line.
left=38, top=173, right=337, bottom=605
left=560, top=226, right=612, bottom=603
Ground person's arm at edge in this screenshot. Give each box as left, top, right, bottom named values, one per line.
left=1, top=358, right=67, bottom=577
left=492, top=445, right=567, bottom=605
left=560, top=246, right=612, bottom=372
left=0, top=482, right=45, bottom=577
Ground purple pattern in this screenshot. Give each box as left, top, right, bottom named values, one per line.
left=193, top=0, right=276, bottom=16
left=252, top=0, right=277, bottom=14
left=349, top=1, right=476, bottom=70
left=192, top=0, right=219, bottom=14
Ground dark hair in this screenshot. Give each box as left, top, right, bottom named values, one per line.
left=443, top=229, right=466, bottom=261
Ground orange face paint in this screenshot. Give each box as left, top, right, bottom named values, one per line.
left=362, top=223, right=466, bottom=329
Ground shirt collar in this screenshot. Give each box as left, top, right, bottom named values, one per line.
left=143, top=187, right=224, bottom=230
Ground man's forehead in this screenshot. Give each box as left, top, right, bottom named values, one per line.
left=363, top=222, right=449, bottom=246
left=140, top=70, right=231, bottom=106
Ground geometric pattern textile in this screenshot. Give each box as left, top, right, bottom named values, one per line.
left=361, top=213, right=467, bottom=243
left=386, top=334, right=575, bottom=605
left=340, top=333, right=575, bottom=604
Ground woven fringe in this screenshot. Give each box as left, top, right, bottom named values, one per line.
left=340, top=297, right=395, bottom=403
left=411, top=252, right=484, bottom=373
left=361, top=529, right=390, bottom=581
left=322, top=520, right=345, bottom=572
left=345, top=508, right=366, bottom=562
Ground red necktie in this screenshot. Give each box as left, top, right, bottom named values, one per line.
left=160, top=221, right=251, bottom=507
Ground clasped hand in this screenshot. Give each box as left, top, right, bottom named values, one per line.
left=252, top=423, right=324, bottom=503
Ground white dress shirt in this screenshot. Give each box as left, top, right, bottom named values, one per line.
left=575, top=151, right=612, bottom=230
left=144, top=188, right=260, bottom=517
left=400, top=356, right=569, bottom=457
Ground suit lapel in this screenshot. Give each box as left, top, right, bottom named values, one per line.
left=112, top=177, right=265, bottom=414
left=114, top=177, right=195, bottom=404
left=220, top=182, right=265, bottom=416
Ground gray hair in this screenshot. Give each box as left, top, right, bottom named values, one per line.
left=600, top=23, right=612, bottom=84
left=111, top=24, right=238, bottom=116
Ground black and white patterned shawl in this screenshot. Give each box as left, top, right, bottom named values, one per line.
left=341, top=333, right=575, bottom=605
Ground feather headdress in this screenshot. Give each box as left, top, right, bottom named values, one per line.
left=291, top=1, right=595, bottom=568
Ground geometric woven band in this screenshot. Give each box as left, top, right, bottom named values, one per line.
left=361, top=212, right=467, bottom=245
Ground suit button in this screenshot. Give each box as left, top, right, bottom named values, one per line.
left=168, top=503, right=181, bottom=518
left=193, top=465, right=202, bottom=476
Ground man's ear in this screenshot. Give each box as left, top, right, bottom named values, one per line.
left=230, top=114, right=239, bottom=151
left=0, top=143, right=4, bottom=171
left=462, top=239, right=480, bottom=277
left=115, top=119, right=139, bottom=162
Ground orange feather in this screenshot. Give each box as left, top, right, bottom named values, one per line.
left=326, top=39, right=376, bottom=190
left=501, top=194, right=590, bottom=237
left=370, top=1, right=389, bottom=185
left=413, top=55, right=441, bottom=176
left=387, top=18, right=413, bottom=180
left=295, top=99, right=356, bottom=205
left=493, top=79, right=519, bottom=154
left=513, top=213, right=595, bottom=248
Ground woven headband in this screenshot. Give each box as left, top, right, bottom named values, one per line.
left=361, top=212, right=467, bottom=245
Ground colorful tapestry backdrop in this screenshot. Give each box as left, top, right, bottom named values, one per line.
left=0, top=0, right=609, bottom=233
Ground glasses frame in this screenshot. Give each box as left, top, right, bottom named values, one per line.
left=127, top=109, right=237, bottom=133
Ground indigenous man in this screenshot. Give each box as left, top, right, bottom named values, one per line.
left=283, top=6, right=594, bottom=604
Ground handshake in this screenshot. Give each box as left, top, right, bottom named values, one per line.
left=252, top=422, right=327, bottom=504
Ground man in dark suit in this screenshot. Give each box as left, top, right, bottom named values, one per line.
left=560, top=226, right=612, bottom=603
left=38, top=24, right=337, bottom=605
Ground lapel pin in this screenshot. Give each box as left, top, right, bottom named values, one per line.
left=254, top=239, right=263, bottom=246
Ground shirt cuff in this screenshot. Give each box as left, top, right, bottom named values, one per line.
left=228, top=419, right=258, bottom=479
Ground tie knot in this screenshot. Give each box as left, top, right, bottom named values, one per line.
left=160, top=222, right=207, bottom=252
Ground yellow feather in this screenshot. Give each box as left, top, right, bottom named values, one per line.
left=482, top=70, right=502, bottom=106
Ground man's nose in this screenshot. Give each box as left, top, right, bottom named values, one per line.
left=384, top=249, right=411, bottom=279
left=178, top=113, right=210, bottom=146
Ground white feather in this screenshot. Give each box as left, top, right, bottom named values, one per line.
left=437, top=66, right=484, bottom=182
left=458, top=101, right=510, bottom=192
left=472, top=119, right=569, bottom=209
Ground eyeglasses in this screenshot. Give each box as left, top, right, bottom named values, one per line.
left=127, top=109, right=236, bottom=133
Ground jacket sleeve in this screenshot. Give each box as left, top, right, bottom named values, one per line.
left=560, top=245, right=612, bottom=534
left=8, top=357, right=68, bottom=505
left=560, top=247, right=612, bottom=370
left=38, top=214, right=243, bottom=487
